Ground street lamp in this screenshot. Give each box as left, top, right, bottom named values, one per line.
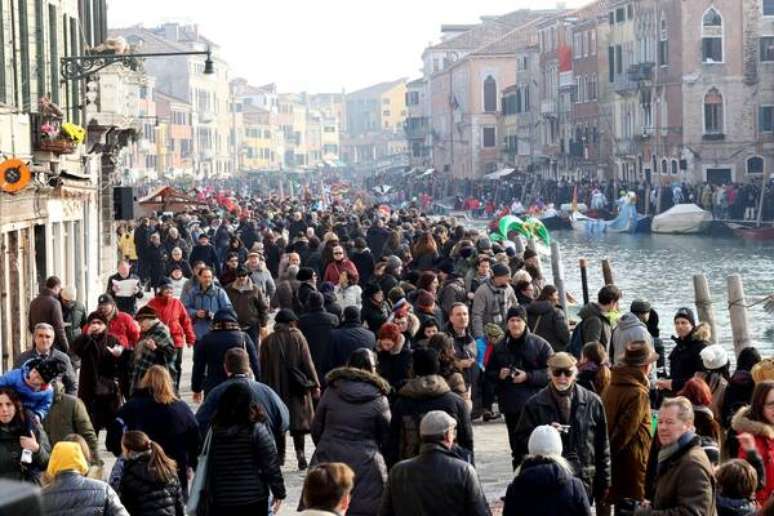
left=60, top=49, right=214, bottom=81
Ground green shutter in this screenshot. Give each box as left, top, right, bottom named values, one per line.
left=48, top=4, right=58, bottom=104
left=19, top=0, right=31, bottom=111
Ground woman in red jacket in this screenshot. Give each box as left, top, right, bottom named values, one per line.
left=146, top=278, right=196, bottom=391
left=323, top=245, right=359, bottom=286
left=732, top=380, right=774, bottom=505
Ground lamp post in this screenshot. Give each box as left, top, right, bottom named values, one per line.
left=60, top=49, right=214, bottom=81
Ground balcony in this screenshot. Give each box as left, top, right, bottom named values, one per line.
left=559, top=70, right=575, bottom=90
left=198, top=111, right=215, bottom=124
left=403, top=117, right=429, bottom=140
left=628, top=62, right=655, bottom=82
left=568, top=140, right=585, bottom=157
left=541, top=99, right=557, bottom=117
left=702, top=132, right=725, bottom=141
left=613, top=73, right=639, bottom=94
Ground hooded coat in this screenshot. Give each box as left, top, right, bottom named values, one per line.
left=0, top=363, right=54, bottom=420
left=732, top=406, right=774, bottom=505
left=503, top=457, right=591, bottom=516
left=601, top=365, right=652, bottom=502
left=669, top=323, right=711, bottom=393
left=42, top=382, right=100, bottom=463
left=576, top=302, right=612, bottom=350
left=385, top=374, right=473, bottom=467
left=118, top=452, right=185, bottom=516
left=526, top=300, right=570, bottom=352
left=191, top=315, right=260, bottom=395
left=298, top=307, right=340, bottom=382
left=260, top=323, right=320, bottom=433
left=609, top=313, right=653, bottom=365
left=146, top=295, right=196, bottom=349
left=308, top=367, right=391, bottom=516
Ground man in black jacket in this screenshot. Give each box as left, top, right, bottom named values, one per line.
left=485, top=305, right=553, bottom=469
left=298, top=292, right=339, bottom=382
left=386, top=348, right=473, bottom=467
left=380, top=410, right=489, bottom=516
left=327, top=306, right=376, bottom=370
left=515, top=351, right=611, bottom=505
left=189, top=233, right=220, bottom=275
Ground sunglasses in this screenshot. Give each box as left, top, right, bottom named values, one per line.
left=552, top=368, right=575, bottom=378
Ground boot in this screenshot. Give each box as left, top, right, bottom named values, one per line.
left=293, top=434, right=307, bottom=471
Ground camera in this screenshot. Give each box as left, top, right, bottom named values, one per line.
left=20, top=448, right=32, bottom=464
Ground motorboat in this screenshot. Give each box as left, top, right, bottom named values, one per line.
left=651, top=203, right=713, bottom=234
left=728, top=223, right=774, bottom=241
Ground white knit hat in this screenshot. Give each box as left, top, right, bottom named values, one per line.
left=528, top=425, right=563, bottom=457
left=700, top=344, right=729, bottom=371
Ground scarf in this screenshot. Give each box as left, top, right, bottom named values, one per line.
left=658, top=431, right=696, bottom=464
left=549, top=383, right=574, bottom=424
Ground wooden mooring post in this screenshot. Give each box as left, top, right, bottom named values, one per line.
left=551, top=241, right=567, bottom=317
left=579, top=258, right=590, bottom=306
left=601, top=259, right=614, bottom=286
left=727, top=274, right=752, bottom=356
left=692, top=274, right=717, bottom=344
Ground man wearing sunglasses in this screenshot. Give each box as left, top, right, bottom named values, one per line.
left=514, top=351, right=611, bottom=511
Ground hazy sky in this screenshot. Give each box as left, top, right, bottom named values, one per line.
left=107, top=0, right=589, bottom=94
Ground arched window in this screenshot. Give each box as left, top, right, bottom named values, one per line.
left=748, top=156, right=764, bottom=174
left=671, top=160, right=678, bottom=175
left=483, top=76, right=497, bottom=112
left=661, top=159, right=668, bottom=175
left=701, top=8, right=724, bottom=63
left=704, top=88, right=724, bottom=134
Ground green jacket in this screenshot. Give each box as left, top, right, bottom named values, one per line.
left=42, top=383, right=100, bottom=463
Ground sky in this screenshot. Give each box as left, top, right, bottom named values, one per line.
left=107, top=0, right=589, bottom=94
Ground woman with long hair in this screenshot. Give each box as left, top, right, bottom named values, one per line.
left=107, top=366, right=199, bottom=495
left=427, top=334, right=470, bottom=404
left=209, top=382, right=286, bottom=515
left=0, top=387, right=50, bottom=483
left=526, top=285, right=570, bottom=352
left=118, top=431, right=184, bottom=516
left=732, top=380, right=774, bottom=505
left=412, top=233, right=439, bottom=271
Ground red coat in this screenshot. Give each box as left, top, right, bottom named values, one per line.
left=84, top=311, right=139, bottom=349
left=323, top=259, right=359, bottom=285
left=732, top=406, right=774, bottom=505
left=146, top=296, right=196, bottom=348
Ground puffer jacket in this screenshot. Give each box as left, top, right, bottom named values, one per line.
left=669, top=323, right=710, bottom=393
left=385, top=374, right=473, bottom=467
left=146, top=295, right=196, bottom=348
left=309, top=367, right=391, bottom=516
left=503, top=457, right=591, bottom=516
left=0, top=364, right=53, bottom=420
left=515, top=383, right=611, bottom=499
left=471, top=279, right=518, bottom=338
left=118, top=453, right=185, bottom=516
left=209, top=422, right=286, bottom=507
left=484, top=331, right=553, bottom=415
left=379, top=443, right=489, bottom=516
left=576, top=302, right=612, bottom=350
left=732, top=406, right=774, bottom=505
left=42, top=471, right=128, bottom=516
left=526, top=300, right=570, bottom=352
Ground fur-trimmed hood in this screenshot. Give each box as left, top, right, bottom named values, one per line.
left=398, top=374, right=451, bottom=399
left=731, top=406, right=774, bottom=439
left=692, top=322, right=712, bottom=342
left=325, top=366, right=391, bottom=396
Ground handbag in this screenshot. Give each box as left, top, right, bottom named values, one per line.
left=186, top=428, right=212, bottom=516
left=94, top=376, right=118, bottom=399
left=278, top=341, right=315, bottom=397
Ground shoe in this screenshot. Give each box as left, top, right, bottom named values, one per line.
left=483, top=410, right=502, bottom=422
left=470, top=410, right=483, bottom=421
left=297, top=454, right=308, bottom=471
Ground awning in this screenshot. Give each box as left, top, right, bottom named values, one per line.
left=373, top=185, right=392, bottom=195
left=484, top=168, right=515, bottom=180
left=416, top=168, right=435, bottom=178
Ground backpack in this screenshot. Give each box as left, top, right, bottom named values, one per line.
left=568, top=322, right=584, bottom=358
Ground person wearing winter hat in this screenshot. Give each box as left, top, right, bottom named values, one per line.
left=296, top=267, right=318, bottom=315
left=471, top=261, right=517, bottom=339
left=376, top=322, right=412, bottom=392
left=485, top=302, right=552, bottom=469
left=362, top=283, right=390, bottom=333
left=515, top=350, right=610, bottom=504
left=502, top=425, right=590, bottom=515
left=695, top=344, right=730, bottom=420
left=656, top=307, right=710, bottom=394
left=129, top=306, right=176, bottom=396
left=147, top=276, right=196, bottom=392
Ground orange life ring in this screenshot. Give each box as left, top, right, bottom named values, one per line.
left=0, top=159, right=31, bottom=193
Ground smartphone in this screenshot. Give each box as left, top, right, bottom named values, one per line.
left=20, top=448, right=32, bottom=464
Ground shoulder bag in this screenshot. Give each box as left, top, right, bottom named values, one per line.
left=187, top=428, right=212, bottom=516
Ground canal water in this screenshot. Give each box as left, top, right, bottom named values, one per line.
left=543, top=231, right=774, bottom=357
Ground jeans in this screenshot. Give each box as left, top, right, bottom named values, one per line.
left=173, top=347, right=184, bottom=392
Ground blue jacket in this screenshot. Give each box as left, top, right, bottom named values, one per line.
left=195, top=374, right=289, bottom=439
left=181, top=284, right=233, bottom=340
left=0, top=362, right=53, bottom=420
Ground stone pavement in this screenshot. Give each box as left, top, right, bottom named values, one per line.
left=98, top=340, right=513, bottom=514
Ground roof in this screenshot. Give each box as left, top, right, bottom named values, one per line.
left=469, top=17, right=545, bottom=56
left=137, top=186, right=207, bottom=206
left=347, top=78, right=406, bottom=99
left=407, top=77, right=426, bottom=87
left=109, top=27, right=191, bottom=54
left=153, top=90, right=190, bottom=106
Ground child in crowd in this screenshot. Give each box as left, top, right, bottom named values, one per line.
left=715, top=458, right=758, bottom=516
left=0, top=357, right=65, bottom=420
left=577, top=342, right=611, bottom=396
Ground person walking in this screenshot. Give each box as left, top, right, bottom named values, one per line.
left=129, top=307, right=176, bottom=395
left=515, top=352, right=611, bottom=505
left=207, top=382, right=286, bottom=515
left=299, top=463, right=355, bottom=516
left=107, top=366, right=199, bottom=495
left=225, top=266, right=269, bottom=348
left=471, top=263, right=518, bottom=339
left=146, top=278, right=196, bottom=392
left=42, top=382, right=100, bottom=467
left=182, top=266, right=233, bottom=341
left=298, top=291, right=340, bottom=382
left=116, top=430, right=185, bottom=516
left=328, top=307, right=376, bottom=371
left=485, top=305, right=552, bottom=469
left=379, top=411, right=489, bottom=516
left=260, top=309, right=320, bottom=470
left=731, top=380, right=774, bottom=505
left=191, top=308, right=260, bottom=401
left=60, top=288, right=87, bottom=365
left=28, top=276, right=69, bottom=354
left=573, top=285, right=621, bottom=356
left=106, top=261, right=143, bottom=316
left=601, top=343, right=657, bottom=512
left=502, top=425, right=591, bottom=516
left=70, top=312, right=124, bottom=433
left=306, top=349, right=391, bottom=516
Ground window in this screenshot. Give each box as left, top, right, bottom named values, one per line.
left=609, top=11, right=614, bottom=25
left=659, top=18, right=669, bottom=66
left=590, top=30, right=596, bottom=56
left=483, top=76, right=497, bottom=112
left=616, top=45, right=623, bottom=74
left=760, top=106, right=774, bottom=132
left=701, top=8, right=724, bottom=63
left=662, top=159, right=668, bottom=175
left=616, top=7, right=625, bottom=22
left=627, top=4, right=633, bottom=19
left=761, top=37, right=774, bottom=61
left=766, top=0, right=774, bottom=16
left=482, top=127, right=496, bottom=148
left=608, top=47, right=615, bottom=82
left=704, top=88, right=724, bottom=134
left=748, top=157, right=764, bottom=174
left=671, top=160, right=678, bottom=175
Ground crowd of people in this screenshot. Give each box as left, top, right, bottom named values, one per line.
left=0, top=183, right=772, bottom=516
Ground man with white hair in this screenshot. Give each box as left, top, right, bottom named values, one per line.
left=15, top=322, right=77, bottom=395
left=379, top=411, right=489, bottom=516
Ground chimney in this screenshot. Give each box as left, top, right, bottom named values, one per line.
left=162, top=23, right=179, bottom=42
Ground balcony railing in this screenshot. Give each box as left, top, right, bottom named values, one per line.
left=541, top=99, right=557, bottom=116
left=559, top=70, right=575, bottom=90
left=628, top=62, right=655, bottom=82
left=613, top=73, right=639, bottom=94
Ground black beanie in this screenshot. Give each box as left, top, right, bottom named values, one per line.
left=674, top=307, right=696, bottom=327
left=297, top=267, right=315, bottom=282
left=412, top=347, right=441, bottom=376
left=506, top=305, right=527, bottom=322
left=306, top=291, right=324, bottom=310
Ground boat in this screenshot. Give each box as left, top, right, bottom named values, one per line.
left=728, top=223, right=774, bottom=241
left=570, top=193, right=651, bottom=234
left=651, top=203, right=713, bottom=234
